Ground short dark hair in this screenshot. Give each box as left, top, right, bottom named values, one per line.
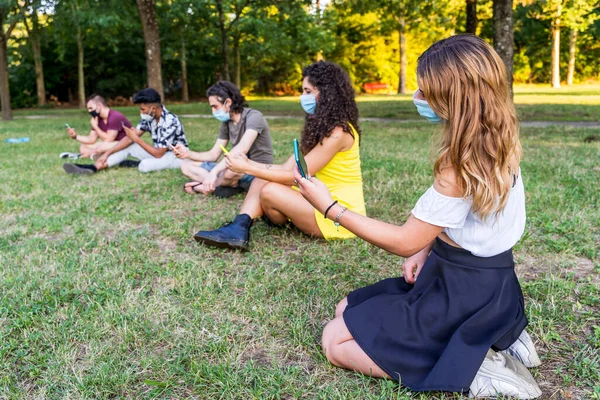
left=86, top=94, right=106, bottom=106
left=206, top=81, right=247, bottom=114
left=133, top=88, right=161, bottom=105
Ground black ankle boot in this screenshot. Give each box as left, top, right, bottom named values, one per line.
left=193, top=214, right=252, bottom=251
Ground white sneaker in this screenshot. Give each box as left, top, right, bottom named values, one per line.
left=502, top=330, right=542, bottom=368
left=59, top=152, right=80, bottom=160
left=469, top=350, right=542, bottom=399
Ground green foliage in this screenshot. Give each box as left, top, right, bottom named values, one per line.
left=516, top=0, right=600, bottom=83
left=3, top=0, right=600, bottom=107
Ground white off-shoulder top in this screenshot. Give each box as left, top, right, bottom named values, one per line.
left=411, top=173, right=526, bottom=257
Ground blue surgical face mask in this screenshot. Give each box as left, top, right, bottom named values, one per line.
left=413, top=90, right=442, bottom=123
left=300, top=93, right=317, bottom=115
left=213, top=106, right=231, bottom=123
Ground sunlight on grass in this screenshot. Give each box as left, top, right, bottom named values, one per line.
left=0, top=103, right=599, bottom=398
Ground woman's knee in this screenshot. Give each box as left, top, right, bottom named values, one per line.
left=259, top=182, right=281, bottom=206
left=335, top=297, right=349, bottom=318
left=321, top=321, right=336, bottom=362
left=79, top=144, right=91, bottom=155
left=180, top=160, right=194, bottom=175
left=321, top=319, right=346, bottom=366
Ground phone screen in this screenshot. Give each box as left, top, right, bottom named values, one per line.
left=293, top=139, right=309, bottom=179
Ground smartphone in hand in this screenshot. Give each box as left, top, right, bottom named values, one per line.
left=293, top=138, right=309, bottom=179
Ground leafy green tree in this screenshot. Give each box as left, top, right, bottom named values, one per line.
left=212, top=0, right=269, bottom=82
left=562, top=0, right=599, bottom=84
left=246, top=1, right=320, bottom=93
left=0, top=0, right=19, bottom=120
left=159, top=0, right=214, bottom=101
left=19, top=0, right=50, bottom=106
left=466, top=0, right=478, bottom=33
left=344, top=0, right=437, bottom=94
left=71, top=0, right=88, bottom=107
left=137, top=0, right=163, bottom=100
left=493, top=0, right=515, bottom=93
left=529, top=0, right=598, bottom=87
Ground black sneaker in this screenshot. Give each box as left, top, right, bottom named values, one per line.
left=193, top=214, right=252, bottom=251
left=119, top=160, right=141, bottom=168
left=63, top=163, right=95, bottom=175
left=214, top=186, right=245, bottom=198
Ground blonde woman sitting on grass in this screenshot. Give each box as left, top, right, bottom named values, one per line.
left=295, top=35, right=542, bottom=399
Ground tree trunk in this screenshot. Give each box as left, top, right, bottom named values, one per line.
left=180, top=37, right=189, bottom=102
left=215, top=0, right=230, bottom=81
left=233, top=34, right=241, bottom=88
left=551, top=4, right=562, bottom=88
left=567, top=29, right=577, bottom=85
left=76, top=26, right=85, bottom=108
left=31, top=35, right=46, bottom=106
left=0, top=30, right=12, bottom=120
left=493, top=0, right=514, bottom=96
left=137, top=0, right=164, bottom=100
left=466, top=0, right=478, bottom=34
left=315, top=0, right=321, bottom=22
left=397, top=18, right=407, bottom=94
left=551, top=6, right=561, bottom=88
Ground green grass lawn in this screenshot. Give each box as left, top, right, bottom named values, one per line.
left=0, top=110, right=599, bottom=399
left=12, top=83, right=600, bottom=122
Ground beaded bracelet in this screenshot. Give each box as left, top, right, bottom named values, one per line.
left=334, top=207, right=348, bottom=230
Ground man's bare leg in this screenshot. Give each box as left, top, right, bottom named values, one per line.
left=79, top=143, right=97, bottom=158
left=189, top=167, right=245, bottom=195
left=181, top=160, right=211, bottom=194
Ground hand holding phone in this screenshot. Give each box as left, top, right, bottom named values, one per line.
left=166, top=141, right=178, bottom=154
left=293, top=138, right=310, bottom=179
left=66, top=123, right=76, bottom=139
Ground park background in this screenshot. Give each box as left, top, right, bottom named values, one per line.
left=0, top=0, right=599, bottom=114
left=0, top=0, right=599, bottom=399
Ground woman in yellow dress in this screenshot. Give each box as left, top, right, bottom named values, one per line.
left=193, top=60, right=366, bottom=251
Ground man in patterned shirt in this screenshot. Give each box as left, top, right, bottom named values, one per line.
left=63, top=88, right=189, bottom=174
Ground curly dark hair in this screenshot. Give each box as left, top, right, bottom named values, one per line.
left=301, top=61, right=360, bottom=153
left=206, top=81, right=247, bottom=114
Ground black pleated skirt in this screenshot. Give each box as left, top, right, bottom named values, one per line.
left=343, top=238, right=528, bottom=393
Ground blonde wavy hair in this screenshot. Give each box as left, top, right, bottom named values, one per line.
left=417, top=34, right=522, bottom=218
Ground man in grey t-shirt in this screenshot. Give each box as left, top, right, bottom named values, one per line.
left=218, top=108, right=272, bottom=165
left=173, top=81, right=273, bottom=198
left=174, top=81, right=273, bottom=197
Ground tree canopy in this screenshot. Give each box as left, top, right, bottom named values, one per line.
left=2, top=0, right=599, bottom=110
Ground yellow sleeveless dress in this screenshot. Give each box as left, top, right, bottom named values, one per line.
left=300, top=124, right=366, bottom=240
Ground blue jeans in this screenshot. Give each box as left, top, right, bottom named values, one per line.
left=200, top=161, right=254, bottom=189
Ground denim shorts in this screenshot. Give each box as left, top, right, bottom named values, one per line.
left=200, top=161, right=254, bottom=188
